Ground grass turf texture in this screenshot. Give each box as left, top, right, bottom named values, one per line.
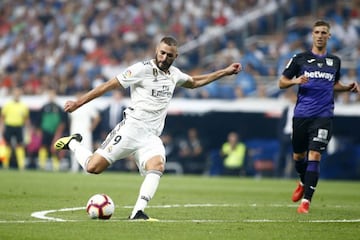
left=0, top=170, right=359, bottom=240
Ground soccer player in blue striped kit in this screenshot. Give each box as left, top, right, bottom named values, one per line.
left=279, top=20, right=359, bottom=213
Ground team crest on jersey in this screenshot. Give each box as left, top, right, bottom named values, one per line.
left=122, top=70, right=132, bottom=79
left=325, top=58, right=333, bottom=66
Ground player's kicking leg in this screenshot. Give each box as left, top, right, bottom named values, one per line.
left=54, top=134, right=109, bottom=174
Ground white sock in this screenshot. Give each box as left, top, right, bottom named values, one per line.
left=68, top=140, right=92, bottom=171
left=130, top=170, right=162, bottom=218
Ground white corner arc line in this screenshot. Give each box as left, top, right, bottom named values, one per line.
left=31, top=207, right=85, bottom=222
left=29, top=204, right=360, bottom=223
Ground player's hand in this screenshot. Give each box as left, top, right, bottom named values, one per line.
left=64, top=100, right=78, bottom=113
left=348, top=82, right=360, bottom=93
left=227, top=63, right=242, bottom=75
left=295, top=75, right=309, bottom=85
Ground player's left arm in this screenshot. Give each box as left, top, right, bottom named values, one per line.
left=334, top=81, right=360, bottom=93
left=182, top=63, right=242, bottom=89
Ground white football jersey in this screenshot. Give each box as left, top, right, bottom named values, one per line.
left=116, top=59, right=191, bottom=136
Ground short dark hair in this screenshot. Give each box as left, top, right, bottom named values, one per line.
left=160, top=36, right=178, bottom=46
left=313, top=20, right=330, bottom=30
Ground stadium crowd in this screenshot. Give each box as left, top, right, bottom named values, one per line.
left=0, top=0, right=359, bottom=173
left=0, top=0, right=359, bottom=102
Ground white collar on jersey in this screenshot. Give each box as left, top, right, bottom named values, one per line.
left=151, top=59, right=171, bottom=75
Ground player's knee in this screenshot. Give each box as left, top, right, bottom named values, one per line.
left=293, top=152, right=306, bottom=160
left=146, top=157, right=165, bottom=173
left=86, top=157, right=108, bottom=174
left=150, top=161, right=165, bottom=173
left=308, top=150, right=321, bottom=160
left=86, top=164, right=102, bottom=174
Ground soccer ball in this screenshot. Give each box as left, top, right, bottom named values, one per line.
left=86, top=194, right=115, bottom=220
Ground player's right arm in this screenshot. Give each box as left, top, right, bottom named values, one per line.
left=278, top=75, right=309, bottom=89
left=278, top=54, right=308, bottom=89
left=64, top=78, right=124, bottom=113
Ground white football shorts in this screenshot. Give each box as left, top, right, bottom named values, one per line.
left=95, top=118, right=166, bottom=175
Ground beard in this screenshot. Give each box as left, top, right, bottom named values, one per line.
left=155, top=55, right=171, bottom=72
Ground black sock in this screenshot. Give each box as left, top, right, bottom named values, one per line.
left=294, top=158, right=307, bottom=184
left=303, top=161, right=320, bottom=201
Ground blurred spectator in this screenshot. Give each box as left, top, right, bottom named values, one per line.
left=94, top=89, right=126, bottom=147
left=0, top=87, right=30, bottom=170
left=26, top=126, right=42, bottom=169
left=177, top=127, right=206, bottom=174
left=68, top=91, right=101, bottom=173
left=276, top=88, right=297, bottom=178
left=37, top=89, right=67, bottom=171
left=336, top=69, right=360, bottom=104
left=242, top=42, right=268, bottom=75
left=219, top=40, right=242, bottom=62
left=0, top=72, right=13, bottom=96
left=24, top=72, right=43, bottom=95
left=220, top=131, right=247, bottom=176
left=234, top=64, right=257, bottom=98
left=340, top=18, right=359, bottom=48
left=161, top=131, right=183, bottom=174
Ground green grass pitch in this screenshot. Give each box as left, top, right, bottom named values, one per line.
left=0, top=170, right=359, bottom=240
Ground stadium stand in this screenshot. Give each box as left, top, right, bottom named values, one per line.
left=0, top=0, right=358, bottom=102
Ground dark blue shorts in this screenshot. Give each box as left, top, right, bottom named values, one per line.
left=292, top=117, right=333, bottom=154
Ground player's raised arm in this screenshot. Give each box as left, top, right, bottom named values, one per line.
left=182, top=62, right=242, bottom=89
left=64, top=78, right=123, bottom=113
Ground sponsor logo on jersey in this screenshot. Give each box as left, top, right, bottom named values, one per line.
left=151, top=85, right=172, bottom=98
left=304, top=70, right=334, bottom=81
left=307, top=59, right=316, bottom=63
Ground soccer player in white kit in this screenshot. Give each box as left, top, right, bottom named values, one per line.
left=54, top=36, right=242, bottom=221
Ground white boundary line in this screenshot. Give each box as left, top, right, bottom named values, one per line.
left=0, top=203, right=359, bottom=224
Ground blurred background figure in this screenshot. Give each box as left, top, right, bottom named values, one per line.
left=26, top=126, right=42, bottom=169
left=94, top=90, right=126, bottom=147
left=37, top=89, right=67, bottom=171
left=69, top=91, right=101, bottom=173
left=335, top=69, right=360, bottom=104
left=94, top=89, right=129, bottom=171
left=276, top=88, right=297, bottom=178
left=220, top=131, right=247, bottom=176
left=0, top=88, right=30, bottom=170
left=160, top=131, right=182, bottom=174
left=177, top=127, right=206, bottom=174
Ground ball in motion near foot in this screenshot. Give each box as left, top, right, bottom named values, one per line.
left=86, top=194, right=115, bottom=219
